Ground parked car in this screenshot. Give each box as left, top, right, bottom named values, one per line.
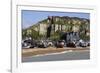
left=37, top=40, right=48, bottom=48
left=56, top=40, right=65, bottom=48
left=22, top=39, right=35, bottom=48
left=78, top=39, right=88, bottom=47
left=66, top=41, right=76, bottom=48
left=47, top=40, right=54, bottom=47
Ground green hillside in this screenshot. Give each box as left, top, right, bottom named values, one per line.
left=22, top=16, right=90, bottom=41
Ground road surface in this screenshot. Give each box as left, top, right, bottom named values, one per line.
left=22, top=50, right=90, bottom=62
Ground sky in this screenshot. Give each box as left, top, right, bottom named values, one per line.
left=22, top=10, right=90, bottom=29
